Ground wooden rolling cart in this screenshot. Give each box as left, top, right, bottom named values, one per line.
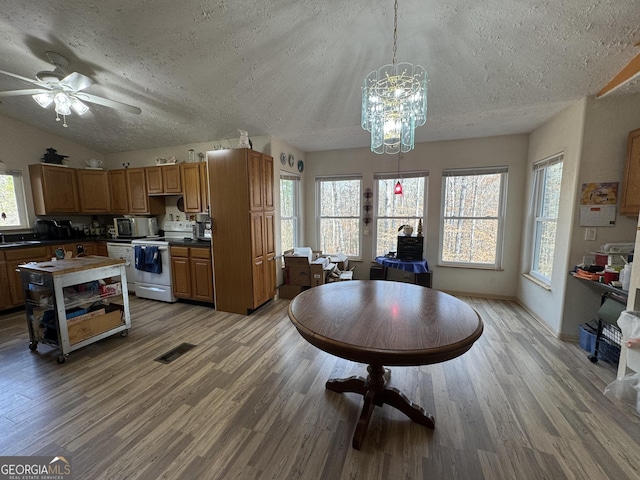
left=18, top=256, right=131, bottom=364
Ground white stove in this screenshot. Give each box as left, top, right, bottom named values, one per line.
left=130, top=221, right=196, bottom=303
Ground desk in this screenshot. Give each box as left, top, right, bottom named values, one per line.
left=374, top=256, right=431, bottom=287
left=288, top=280, right=483, bottom=449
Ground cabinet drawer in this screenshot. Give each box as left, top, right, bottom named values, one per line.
left=4, top=246, right=50, bottom=261
left=190, top=247, right=211, bottom=259
left=170, top=246, right=190, bottom=257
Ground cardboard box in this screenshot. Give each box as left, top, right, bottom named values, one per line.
left=279, top=284, right=306, bottom=300
left=309, top=258, right=336, bottom=287
left=595, top=253, right=627, bottom=268
left=283, top=248, right=322, bottom=267
left=324, top=252, right=348, bottom=271
left=287, top=265, right=311, bottom=286
left=67, top=307, right=123, bottom=344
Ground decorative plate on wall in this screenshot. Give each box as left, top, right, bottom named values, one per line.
left=297, top=160, right=304, bottom=172
left=280, top=152, right=287, bottom=165
left=288, top=154, right=295, bottom=167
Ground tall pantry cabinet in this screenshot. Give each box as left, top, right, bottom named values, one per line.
left=207, top=149, right=276, bottom=314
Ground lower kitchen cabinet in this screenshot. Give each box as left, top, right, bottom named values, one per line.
left=4, top=246, right=52, bottom=308
left=170, top=245, right=214, bottom=303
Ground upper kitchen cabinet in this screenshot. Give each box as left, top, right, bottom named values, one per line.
left=29, top=164, right=80, bottom=215
left=126, top=168, right=165, bottom=215
left=621, top=128, right=640, bottom=216
left=247, top=150, right=274, bottom=211
left=77, top=169, right=111, bottom=213
left=181, top=163, right=202, bottom=213
left=146, top=164, right=182, bottom=195
left=108, top=170, right=130, bottom=214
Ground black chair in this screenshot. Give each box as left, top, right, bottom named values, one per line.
left=588, top=292, right=625, bottom=364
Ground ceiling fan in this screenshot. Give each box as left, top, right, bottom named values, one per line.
left=0, top=51, right=141, bottom=127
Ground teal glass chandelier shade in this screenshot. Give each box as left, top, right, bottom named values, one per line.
left=362, top=63, right=427, bottom=154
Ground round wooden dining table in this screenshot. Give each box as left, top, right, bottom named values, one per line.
left=288, top=280, right=483, bottom=449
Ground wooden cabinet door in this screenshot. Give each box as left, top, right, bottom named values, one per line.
left=621, top=128, right=640, bottom=215
left=250, top=211, right=268, bottom=307
left=96, top=242, right=108, bottom=257
left=263, top=154, right=274, bottom=210
left=199, top=163, right=209, bottom=214
left=0, top=260, right=10, bottom=310
left=264, top=211, right=276, bottom=299
left=248, top=150, right=264, bottom=211
left=163, top=164, right=182, bottom=194
left=126, top=168, right=150, bottom=214
left=181, top=163, right=201, bottom=213
left=29, top=164, right=80, bottom=214
left=77, top=169, right=110, bottom=213
left=171, top=256, right=192, bottom=298
left=191, top=257, right=214, bottom=302
left=146, top=167, right=164, bottom=194
left=108, top=170, right=129, bottom=214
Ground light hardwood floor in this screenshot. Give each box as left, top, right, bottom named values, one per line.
left=1, top=293, right=639, bottom=479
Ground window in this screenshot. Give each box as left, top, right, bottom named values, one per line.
left=440, top=166, right=508, bottom=268
left=280, top=173, right=300, bottom=252
left=316, top=176, right=361, bottom=257
left=530, top=155, right=563, bottom=283
left=374, top=172, right=427, bottom=257
left=0, top=169, right=29, bottom=230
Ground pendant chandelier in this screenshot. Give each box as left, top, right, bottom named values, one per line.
left=362, top=0, right=427, bottom=154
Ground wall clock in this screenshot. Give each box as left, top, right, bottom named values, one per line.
left=288, top=154, right=294, bottom=167
left=280, top=152, right=287, bottom=165
left=297, top=160, right=304, bottom=172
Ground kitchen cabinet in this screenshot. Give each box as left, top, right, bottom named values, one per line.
left=0, top=255, right=11, bottom=310
left=170, top=245, right=214, bottom=303
left=29, top=164, right=80, bottom=215
left=96, top=242, right=108, bottom=257
left=621, top=128, right=640, bottom=216
left=4, top=246, right=52, bottom=308
left=77, top=169, right=111, bottom=213
left=18, top=256, right=131, bottom=363
left=207, top=149, right=275, bottom=314
left=126, top=168, right=165, bottom=215
left=108, top=170, right=130, bottom=214
left=146, top=165, right=182, bottom=195
left=181, top=163, right=202, bottom=213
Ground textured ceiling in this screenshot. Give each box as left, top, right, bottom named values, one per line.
left=0, top=0, right=638, bottom=154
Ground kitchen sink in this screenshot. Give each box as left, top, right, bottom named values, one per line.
left=0, top=240, right=43, bottom=248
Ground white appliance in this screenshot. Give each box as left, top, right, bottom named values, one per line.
left=114, top=217, right=158, bottom=238
left=106, top=242, right=136, bottom=293
left=131, top=221, right=195, bottom=303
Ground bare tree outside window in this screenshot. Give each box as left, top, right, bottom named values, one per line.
left=375, top=174, right=426, bottom=257
left=317, top=177, right=361, bottom=257
left=531, top=156, right=563, bottom=282
left=280, top=174, right=299, bottom=252
left=0, top=170, right=28, bottom=229
left=440, top=167, right=507, bottom=267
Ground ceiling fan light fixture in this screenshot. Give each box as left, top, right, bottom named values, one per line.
left=70, top=97, right=89, bottom=115
left=32, top=92, right=53, bottom=108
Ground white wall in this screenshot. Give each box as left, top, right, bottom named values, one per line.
left=518, top=99, right=586, bottom=336
left=559, top=93, right=640, bottom=338
left=305, top=134, right=529, bottom=297
left=0, top=113, right=103, bottom=230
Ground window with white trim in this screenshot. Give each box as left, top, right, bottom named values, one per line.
left=0, top=169, right=29, bottom=230
left=280, top=173, right=300, bottom=252
left=316, top=176, right=361, bottom=257
left=374, top=171, right=427, bottom=257
left=440, top=166, right=508, bottom=267
left=530, top=155, right=563, bottom=283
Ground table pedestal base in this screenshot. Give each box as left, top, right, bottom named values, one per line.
left=326, top=364, right=434, bottom=449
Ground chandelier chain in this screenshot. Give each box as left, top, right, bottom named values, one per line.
left=392, top=0, right=398, bottom=65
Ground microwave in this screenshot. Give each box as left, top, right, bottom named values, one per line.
left=114, top=217, right=158, bottom=238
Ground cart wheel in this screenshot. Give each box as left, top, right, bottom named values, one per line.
left=28, top=341, right=38, bottom=351
left=588, top=354, right=598, bottom=363
left=120, top=329, right=129, bottom=337
left=57, top=355, right=66, bottom=364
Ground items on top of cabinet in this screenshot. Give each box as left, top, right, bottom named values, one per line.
left=41, top=147, right=68, bottom=165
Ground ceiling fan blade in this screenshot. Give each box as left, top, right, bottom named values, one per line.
left=597, top=43, right=640, bottom=99
left=0, top=88, right=49, bottom=97
left=76, top=92, right=142, bottom=114
left=59, top=72, right=92, bottom=92
left=0, top=69, right=43, bottom=86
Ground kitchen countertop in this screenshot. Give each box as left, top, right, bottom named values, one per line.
left=0, top=236, right=211, bottom=250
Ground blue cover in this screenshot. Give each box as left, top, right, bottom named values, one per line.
left=134, top=245, right=162, bottom=273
